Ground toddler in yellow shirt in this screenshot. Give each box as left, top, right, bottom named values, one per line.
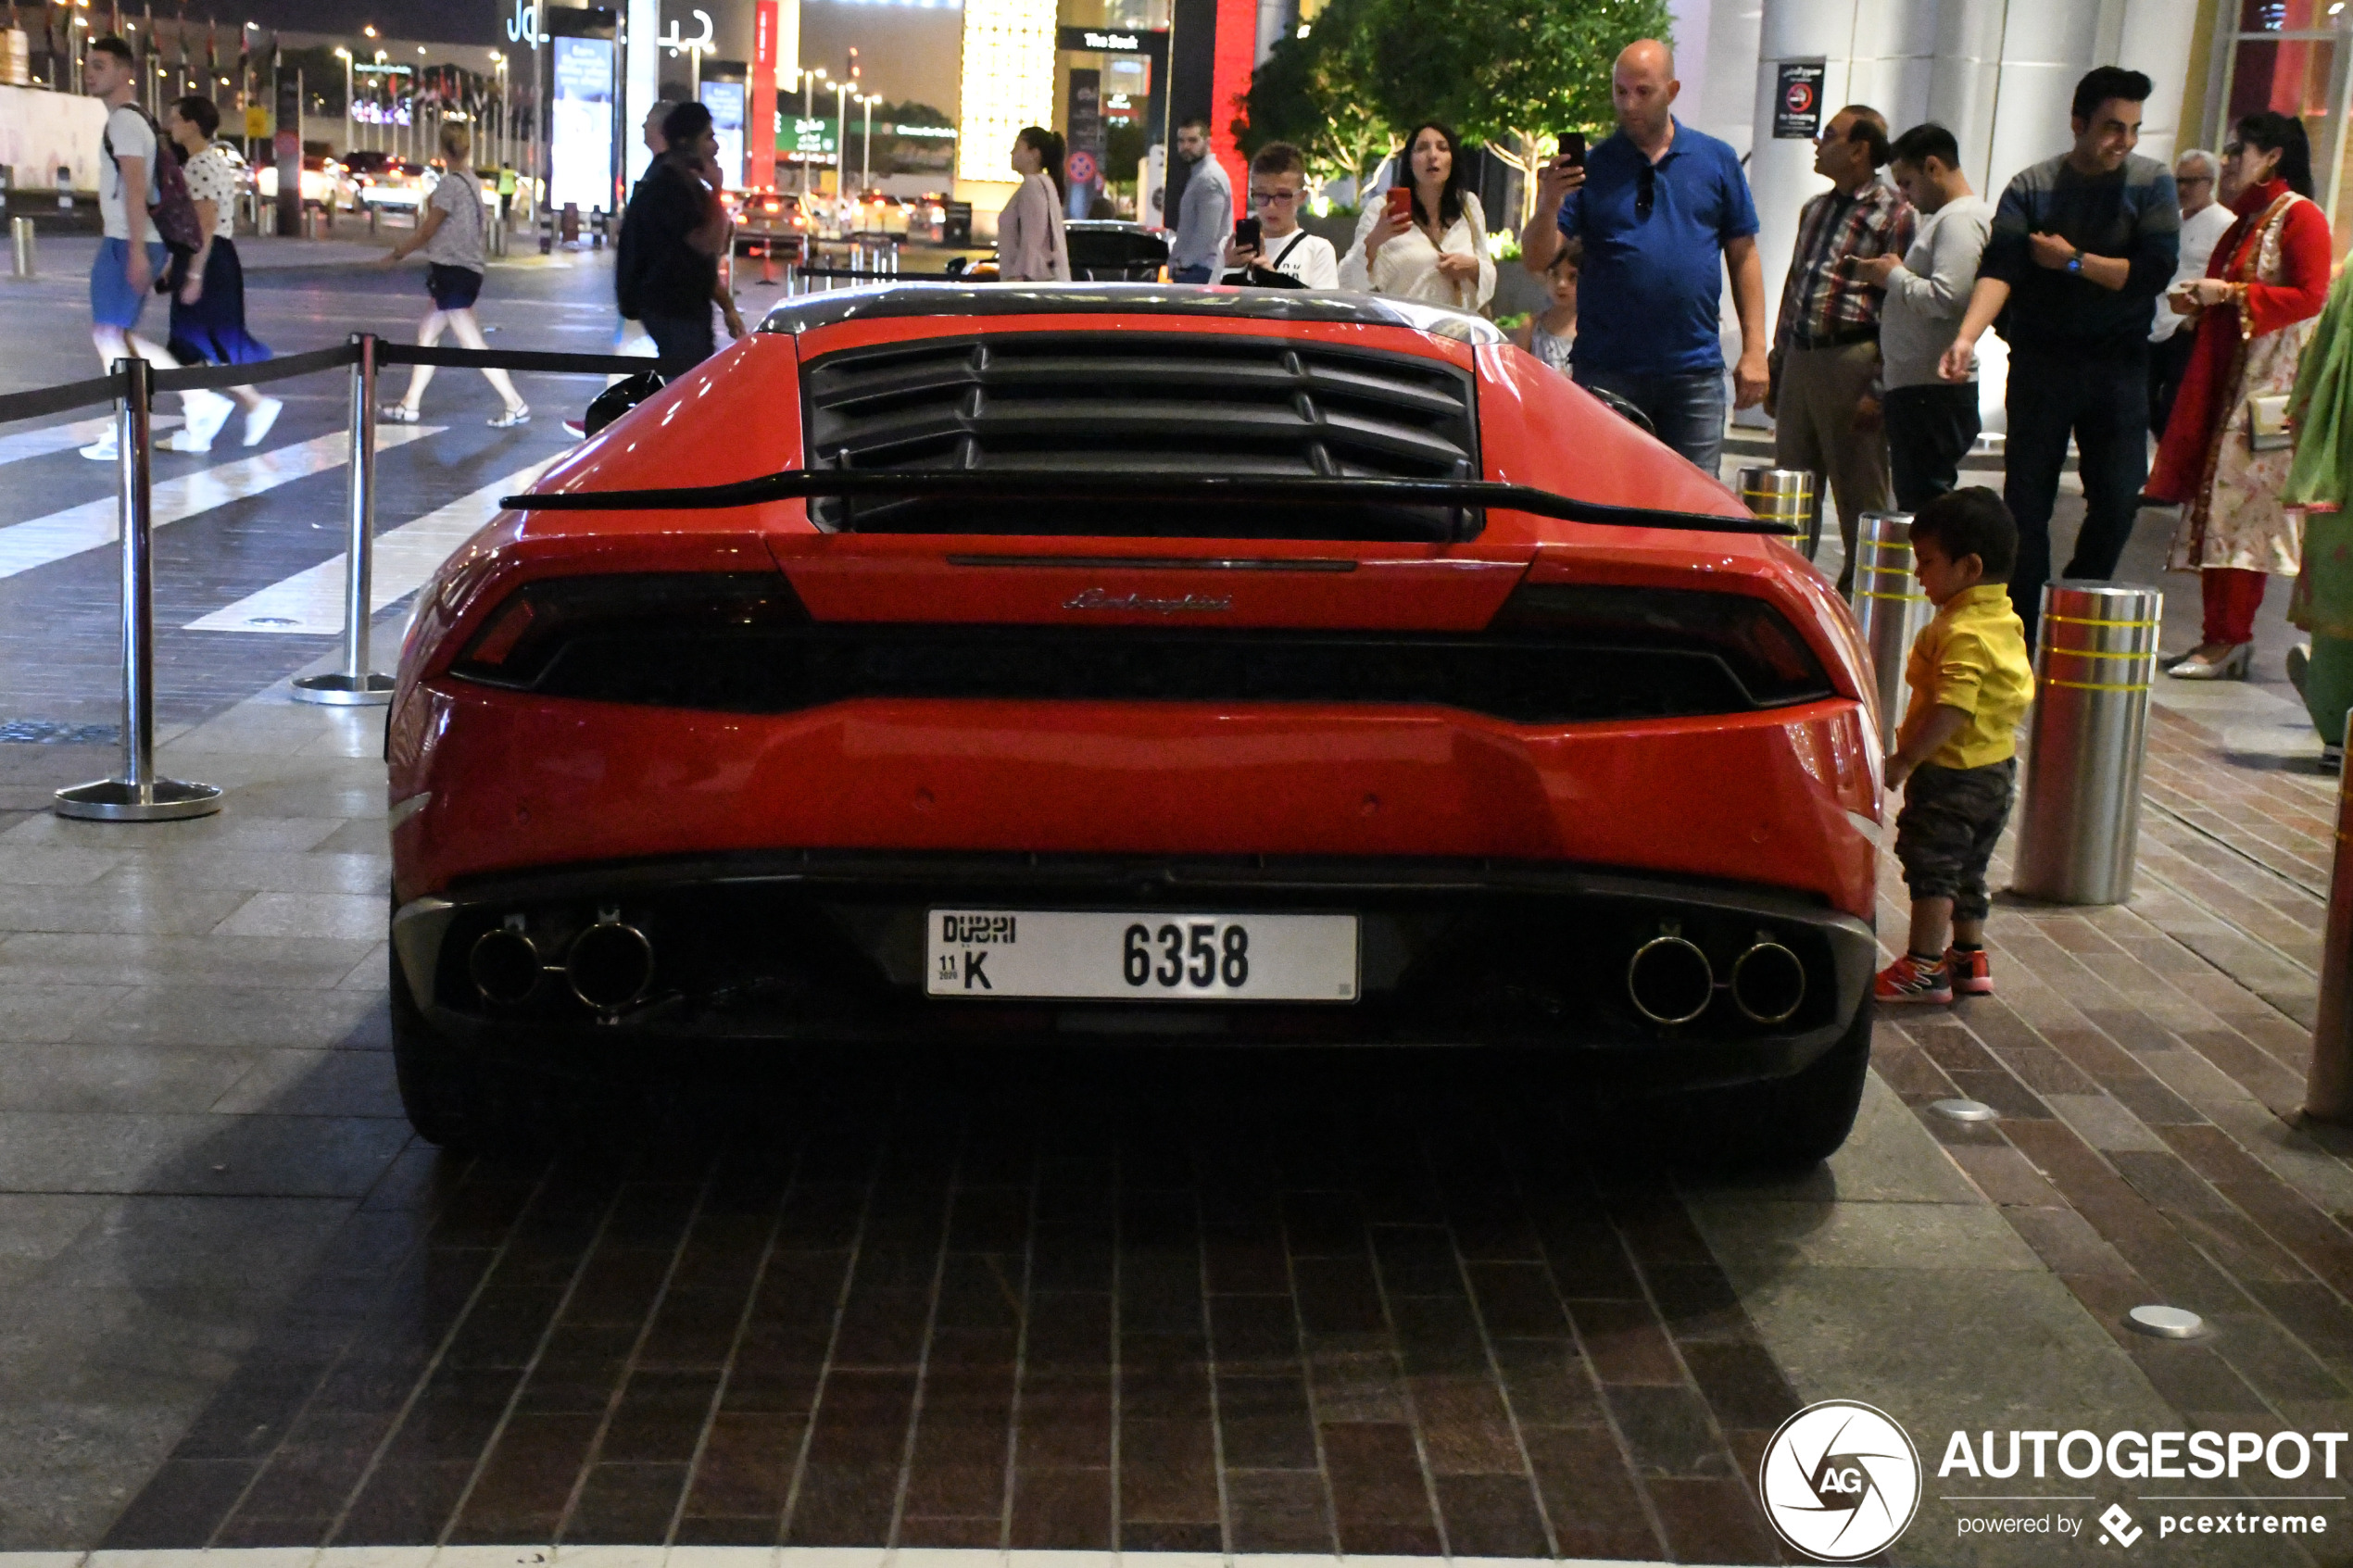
left=1875, top=488, right=2036, bottom=1005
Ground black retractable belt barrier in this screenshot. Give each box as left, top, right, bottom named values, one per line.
left=53, top=358, right=224, bottom=822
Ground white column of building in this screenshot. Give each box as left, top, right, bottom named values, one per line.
left=1745, top=0, right=1937, bottom=369
left=625, top=0, right=662, bottom=189
left=2111, top=0, right=2202, bottom=166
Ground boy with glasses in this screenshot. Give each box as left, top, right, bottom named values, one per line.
left=1220, top=143, right=1338, bottom=289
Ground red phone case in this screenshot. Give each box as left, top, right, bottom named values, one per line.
left=1384, top=187, right=1412, bottom=220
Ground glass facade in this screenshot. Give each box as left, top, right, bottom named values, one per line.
left=2215, top=0, right=2352, bottom=255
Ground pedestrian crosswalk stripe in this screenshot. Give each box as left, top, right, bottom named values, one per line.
left=0, top=414, right=181, bottom=467
left=0, top=424, right=442, bottom=583
left=186, top=456, right=560, bottom=634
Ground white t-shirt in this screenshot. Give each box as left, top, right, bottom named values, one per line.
left=2151, top=199, right=2238, bottom=343
left=1223, top=228, right=1340, bottom=289
left=1338, top=192, right=1496, bottom=311
left=183, top=144, right=245, bottom=242
left=99, top=103, right=157, bottom=242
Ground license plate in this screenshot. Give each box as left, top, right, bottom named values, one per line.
left=926, top=909, right=1359, bottom=1001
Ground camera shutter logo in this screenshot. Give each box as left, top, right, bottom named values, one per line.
left=1759, top=1399, right=1922, bottom=1561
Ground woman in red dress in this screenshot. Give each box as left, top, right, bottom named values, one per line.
left=2148, top=112, right=2333, bottom=679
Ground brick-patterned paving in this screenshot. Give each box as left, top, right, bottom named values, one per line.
left=1878, top=703, right=2353, bottom=1455
left=96, top=699, right=2353, bottom=1562
left=98, top=1062, right=1813, bottom=1562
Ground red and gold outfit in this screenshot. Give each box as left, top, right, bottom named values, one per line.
left=2147, top=177, right=2333, bottom=646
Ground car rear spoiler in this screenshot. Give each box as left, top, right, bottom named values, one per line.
left=500, top=470, right=1798, bottom=539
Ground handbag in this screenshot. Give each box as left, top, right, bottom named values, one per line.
left=2249, top=392, right=2294, bottom=452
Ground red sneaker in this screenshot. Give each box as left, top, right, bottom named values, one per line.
left=1874, top=952, right=1953, bottom=1005
left=1944, top=946, right=1994, bottom=996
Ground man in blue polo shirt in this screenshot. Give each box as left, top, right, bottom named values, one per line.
left=1519, top=39, right=1770, bottom=476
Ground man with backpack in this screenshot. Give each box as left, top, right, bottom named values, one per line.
left=81, top=35, right=234, bottom=461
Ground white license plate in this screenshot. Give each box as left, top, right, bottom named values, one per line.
left=926, top=909, right=1359, bottom=1001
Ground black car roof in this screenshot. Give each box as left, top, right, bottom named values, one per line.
left=754, top=282, right=1505, bottom=344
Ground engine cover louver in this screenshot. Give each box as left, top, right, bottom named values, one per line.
left=798, top=332, right=1482, bottom=540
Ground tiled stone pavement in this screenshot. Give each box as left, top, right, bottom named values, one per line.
left=11, top=672, right=2353, bottom=1564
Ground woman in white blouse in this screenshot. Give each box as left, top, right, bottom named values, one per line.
left=1339, top=121, right=1495, bottom=313
left=997, top=127, right=1071, bottom=282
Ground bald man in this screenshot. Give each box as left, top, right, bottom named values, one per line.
left=1521, top=40, right=1769, bottom=476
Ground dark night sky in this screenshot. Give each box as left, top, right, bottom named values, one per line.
left=136, top=2, right=510, bottom=44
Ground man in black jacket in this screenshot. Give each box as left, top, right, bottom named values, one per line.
left=617, top=102, right=737, bottom=378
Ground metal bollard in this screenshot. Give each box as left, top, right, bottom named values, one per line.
left=2309, top=705, right=2353, bottom=1121
left=1847, top=511, right=1931, bottom=750
left=2010, top=581, right=2161, bottom=904
left=56, top=358, right=224, bottom=822
left=9, top=216, right=32, bottom=279
left=293, top=334, right=396, bottom=707
left=1737, top=466, right=1820, bottom=561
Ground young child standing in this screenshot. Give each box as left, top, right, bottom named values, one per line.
left=1875, top=487, right=2036, bottom=1004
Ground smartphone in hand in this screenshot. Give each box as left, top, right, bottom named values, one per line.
left=1555, top=132, right=1586, bottom=169
left=1234, top=216, right=1262, bottom=253
left=1383, top=185, right=1413, bottom=224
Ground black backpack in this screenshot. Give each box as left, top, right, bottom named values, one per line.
left=102, top=105, right=205, bottom=257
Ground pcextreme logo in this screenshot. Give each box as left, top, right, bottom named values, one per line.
left=1759, top=1399, right=1924, bottom=1562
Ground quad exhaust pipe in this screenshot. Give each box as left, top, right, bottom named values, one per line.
left=566, top=913, right=655, bottom=1011
left=470, top=910, right=655, bottom=1012
left=1627, top=928, right=1713, bottom=1025
left=469, top=925, right=543, bottom=1007
left=1626, top=925, right=1807, bottom=1026
left=1730, top=938, right=1806, bottom=1024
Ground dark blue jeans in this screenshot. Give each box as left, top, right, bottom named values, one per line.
left=1171, top=264, right=1214, bottom=283
left=2002, top=348, right=2150, bottom=648
left=1570, top=365, right=1729, bottom=476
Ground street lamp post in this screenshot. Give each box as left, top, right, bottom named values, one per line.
left=860, top=93, right=875, bottom=193
left=334, top=47, right=351, bottom=157
left=833, top=80, right=848, bottom=199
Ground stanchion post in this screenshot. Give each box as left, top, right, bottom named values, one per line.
left=293, top=334, right=396, bottom=707
left=2010, top=581, right=2160, bottom=905
left=1847, top=511, right=1931, bottom=750
left=9, top=216, right=34, bottom=280
left=2309, top=705, right=2353, bottom=1122
left=55, top=358, right=223, bottom=822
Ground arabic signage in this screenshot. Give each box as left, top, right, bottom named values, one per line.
left=787, top=116, right=837, bottom=159
left=1773, top=59, right=1825, bottom=139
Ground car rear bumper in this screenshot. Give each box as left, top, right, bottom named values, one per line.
left=392, top=849, right=1875, bottom=1091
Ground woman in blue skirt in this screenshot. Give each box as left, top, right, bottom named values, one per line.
left=159, top=94, right=281, bottom=453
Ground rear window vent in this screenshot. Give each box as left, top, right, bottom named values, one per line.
left=799, top=332, right=1480, bottom=540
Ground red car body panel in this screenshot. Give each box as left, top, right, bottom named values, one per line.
left=390, top=298, right=1883, bottom=934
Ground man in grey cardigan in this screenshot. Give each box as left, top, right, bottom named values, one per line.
left=1168, top=118, right=1232, bottom=283
left=1851, top=122, right=1994, bottom=512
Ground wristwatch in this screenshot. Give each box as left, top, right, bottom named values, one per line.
left=2066, top=247, right=2084, bottom=275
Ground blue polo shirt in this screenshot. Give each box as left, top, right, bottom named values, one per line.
left=1556, top=119, right=1759, bottom=377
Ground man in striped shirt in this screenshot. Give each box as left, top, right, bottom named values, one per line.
left=1771, top=105, right=1914, bottom=596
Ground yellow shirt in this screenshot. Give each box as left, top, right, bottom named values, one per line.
left=1900, top=583, right=2035, bottom=770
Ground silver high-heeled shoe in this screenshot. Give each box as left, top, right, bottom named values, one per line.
left=2167, top=643, right=2253, bottom=681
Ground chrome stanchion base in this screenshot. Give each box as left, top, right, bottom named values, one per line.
left=55, top=777, right=224, bottom=822
left=291, top=672, right=396, bottom=707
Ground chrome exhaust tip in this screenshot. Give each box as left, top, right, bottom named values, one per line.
left=567, top=915, right=654, bottom=1011
left=468, top=924, right=543, bottom=1007
left=1628, top=927, right=1713, bottom=1026
left=1730, top=938, right=1806, bottom=1024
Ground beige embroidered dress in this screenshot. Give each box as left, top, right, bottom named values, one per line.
left=2158, top=185, right=2332, bottom=574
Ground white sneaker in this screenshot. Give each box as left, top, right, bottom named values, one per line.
left=182, top=388, right=235, bottom=450
left=158, top=428, right=214, bottom=454
left=242, top=396, right=283, bottom=447
left=79, top=437, right=119, bottom=461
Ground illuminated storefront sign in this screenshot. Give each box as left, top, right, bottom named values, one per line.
left=957, top=0, right=1055, bottom=182
left=549, top=34, right=615, bottom=211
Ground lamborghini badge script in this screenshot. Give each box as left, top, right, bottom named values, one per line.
left=1063, top=588, right=1234, bottom=614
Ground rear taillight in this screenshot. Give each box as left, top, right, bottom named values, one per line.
left=452, top=573, right=809, bottom=687
left=1492, top=583, right=1833, bottom=708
